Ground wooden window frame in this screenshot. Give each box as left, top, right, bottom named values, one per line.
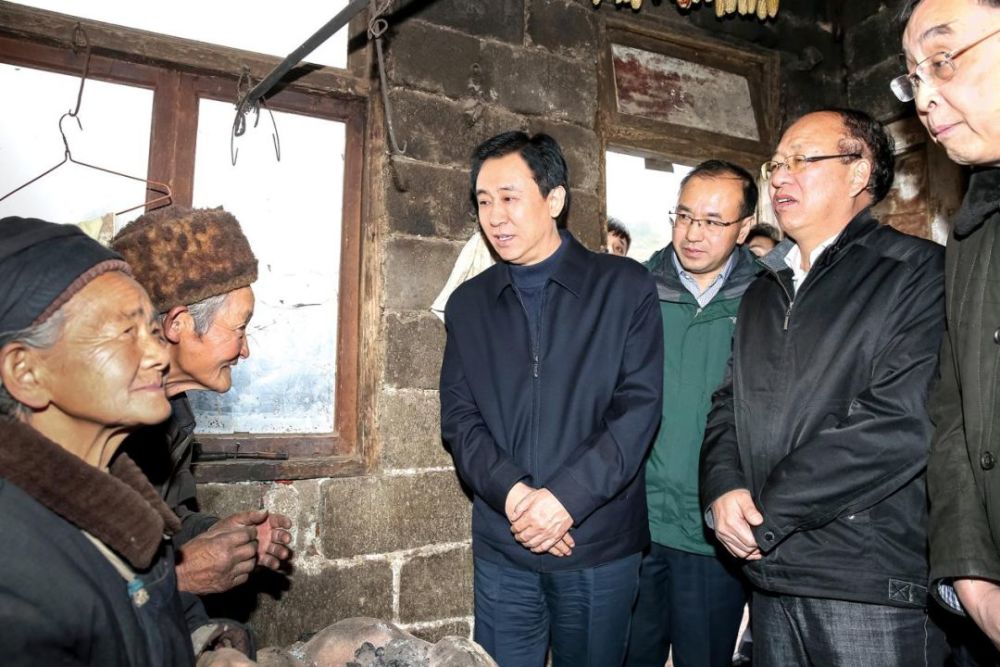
left=597, top=18, right=780, bottom=173
left=0, top=2, right=372, bottom=481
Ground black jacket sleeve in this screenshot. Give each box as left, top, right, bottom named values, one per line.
left=928, top=326, right=1000, bottom=593
left=440, top=315, right=531, bottom=515
left=750, top=255, right=945, bottom=552
left=699, top=355, right=748, bottom=515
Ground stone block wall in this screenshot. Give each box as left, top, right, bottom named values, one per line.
left=842, top=0, right=910, bottom=123
left=196, top=0, right=864, bottom=649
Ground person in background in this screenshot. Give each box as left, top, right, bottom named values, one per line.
left=898, top=0, right=1000, bottom=656
left=624, top=160, right=757, bottom=667
left=700, top=109, right=946, bottom=664
left=440, top=131, right=663, bottom=666
left=606, top=217, right=632, bottom=256
left=744, top=223, right=781, bottom=257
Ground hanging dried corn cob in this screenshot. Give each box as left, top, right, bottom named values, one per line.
left=592, top=0, right=778, bottom=19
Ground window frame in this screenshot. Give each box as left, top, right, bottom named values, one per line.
left=0, top=3, right=371, bottom=481
left=597, top=18, right=780, bottom=172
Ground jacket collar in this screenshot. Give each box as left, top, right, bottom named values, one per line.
left=759, top=208, right=879, bottom=276
left=490, top=230, right=588, bottom=299
left=0, top=419, right=180, bottom=569
left=648, top=244, right=759, bottom=303
left=165, top=393, right=196, bottom=455
left=953, top=167, right=1000, bottom=238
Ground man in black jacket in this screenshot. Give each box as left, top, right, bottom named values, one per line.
left=899, top=0, right=1000, bottom=652
left=440, top=132, right=663, bottom=666
left=699, top=109, right=947, bottom=664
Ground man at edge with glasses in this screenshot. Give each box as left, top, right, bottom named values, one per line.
left=625, top=160, right=757, bottom=667
left=898, top=0, right=1000, bottom=653
left=699, top=109, right=947, bottom=664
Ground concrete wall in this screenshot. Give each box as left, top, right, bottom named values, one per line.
left=197, top=0, right=853, bottom=647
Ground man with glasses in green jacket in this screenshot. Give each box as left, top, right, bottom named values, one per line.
left=625, top=160, right=757, bottom=667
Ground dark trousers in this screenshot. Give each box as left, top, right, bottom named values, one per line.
left=624, top=542, right=747, bottom=667
left=753, top=591, right=948, bottom=666
left=473, top=553, right=641, bottom=667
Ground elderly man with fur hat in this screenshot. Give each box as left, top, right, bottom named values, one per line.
left=112, top=207, right=293, bottom=606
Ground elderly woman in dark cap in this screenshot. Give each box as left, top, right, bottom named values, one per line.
left=0, top=217, right=252, bottom=666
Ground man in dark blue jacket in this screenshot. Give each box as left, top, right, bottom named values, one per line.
left=440, top=131, right=663, bottom=666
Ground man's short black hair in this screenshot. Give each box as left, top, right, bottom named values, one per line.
left=679, top=160, right=758, bottom=220
left=811, top=108, right=895, bottom=204
left=746, top=223, right=782, bottom=245
left=607, top=217, right=631, bottom=250
left=900, top=0, right=1000, bottom=25
left=469, top=131, right=570, bottom=227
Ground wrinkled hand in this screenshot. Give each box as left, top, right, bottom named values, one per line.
left=955, top=578, right=1000, bottom=649
left=255, top=512, right=293, bottom=570
left=510, top=488, right=574, bottom=554
left=176, top=511, right=262, bottom=595
left=196, top=647, right=256, bottom=667
left=710, top=489, right=763, bottom=561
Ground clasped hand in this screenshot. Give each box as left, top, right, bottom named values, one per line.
left=506, top=482, right=575, bottom=557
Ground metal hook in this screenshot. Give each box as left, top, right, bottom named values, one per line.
left=369, top=0, right=407, bottom=157
left=68, top=24, right=92, bottom=120
left=231, top=68, right=280, bottom=165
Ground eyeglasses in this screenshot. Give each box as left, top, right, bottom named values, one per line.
left=760, top=153, right=863, bottom=181
left=669, top=211, right=745, bottom=231
left=890, top=26, right=1000, bottom=103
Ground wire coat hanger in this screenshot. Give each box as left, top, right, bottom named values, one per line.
left=0, top=24, right=172, bottom=215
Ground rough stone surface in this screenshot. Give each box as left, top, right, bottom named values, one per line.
left=320, top=470, right=471, bottom=559
left=781, top=68, right=845, bottom=124
left=844, top=10, right=900, bottom=75
left=481, top=42, right=598, bottom=127
left=527, top=0, right=599, bottom=59
left=407, top=621, right=473, bottom=644
left=379, top=389, right=453, bottom=470
left=392, top=90, right=526, bottom=168
left=530, top=119, right=601, bottom=192
left=384, top=312, right=446, bottom=390
left=385, top=237, right=462, bottom=311
left=399, top=547, right=473, bottom=622
left=848, top=57, right=910, bottom=122
left=386, top=20, right=482, bottom=101
left=250, top=562, right=394, bottom=647
left=199, top=482, right=264, bottom=519
left=384, top=160, right=475, bottom=240
left=399, top=0, right=525, bottom=45
left=566, top=190, right=603, bottom=251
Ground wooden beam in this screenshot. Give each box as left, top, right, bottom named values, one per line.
left=0, top=1, right=370, bottom=101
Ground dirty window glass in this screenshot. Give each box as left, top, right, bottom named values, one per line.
left=187, top=98, right=345, bottom=434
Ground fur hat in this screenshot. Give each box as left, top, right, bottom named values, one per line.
left=112, top=206, right=258, bottom=313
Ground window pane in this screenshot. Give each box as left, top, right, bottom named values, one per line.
left=13, top=1, right=350, bottom=69
left=188, top=98, right=345, bottom=434
left=0, top=63, right=153, bottom=225
left=606, top=151, right=692, bottom=263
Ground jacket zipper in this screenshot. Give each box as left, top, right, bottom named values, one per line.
left=513, top=286, right=543, bottom=480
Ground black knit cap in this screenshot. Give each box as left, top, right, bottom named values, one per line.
left=0, top=217, right=130, bottom=335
